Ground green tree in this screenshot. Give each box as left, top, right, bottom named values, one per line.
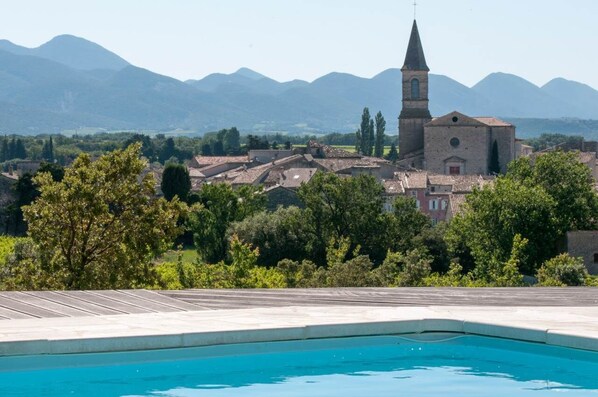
left=386, top=143, right=399, bottom=163
left=230, top=206, right=317, bottom=267
left=0, top=137, right=7, bottom=162
left=41, top=137, right=55, bottom=162
left=489, top=140, right=500, bottom=174
left=537, top=253, right=588, bottom=286
left=159, top=137, right=177, bottom=163
left=223, top=127, right=241, bottom=154
left=124, top=134, right=156, bottom=162
left=354, top=129, right=361, bottom=153
left=161, top=163, right=191, bottom=202
left=15, top=139, right=26, bottom=159
left=386, top=196, right=431, bottom=253
left=22, top=144, right=184, bottom=289
left=359, top=107, right=372, bottom=156
left=374, top=111, right=386, bottom=158
left=187, top=184, right=265, bottom=263
left=446, top=178, right=558, bottom=278
left=507, top=150, right=598, bottom=233
left=298, top=172, right=387, bottom=263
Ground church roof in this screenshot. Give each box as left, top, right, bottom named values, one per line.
left=402, top=20, right=429, bottom=71
left=473, top=117, right=513, bottom=127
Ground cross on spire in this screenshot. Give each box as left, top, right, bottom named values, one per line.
left=413, top=0, right=417, bottom=19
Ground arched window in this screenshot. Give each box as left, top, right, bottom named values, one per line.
left=411, top=78, right=420, bottom=99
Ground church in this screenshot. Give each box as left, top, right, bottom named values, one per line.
left=397, top=20, right=518, bottom=175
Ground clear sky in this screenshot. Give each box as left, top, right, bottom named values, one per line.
left=1, top=0, right=597, bottom=89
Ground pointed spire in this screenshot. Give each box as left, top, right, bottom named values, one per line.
left=402, top=20, right=429, bottom=71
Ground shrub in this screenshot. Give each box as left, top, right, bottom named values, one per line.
left=326, top=255, right=374, bottom=287
left=536, top=254, right=587, bottom=286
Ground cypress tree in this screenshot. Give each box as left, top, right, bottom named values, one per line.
left=355, top=129, right=361, bottom=154
left=374, top=111, right=386, bottom=158
left=15, top=139, right=26, bottom=159
left=387, top=143, right=399, bottom=164
left=161, top=163, right=191, bottom=202
left=489, top=140, right=500, bottom=174
left=359, top=107, right=371, bottom=156
left=0, top=137, right=7, bottom=162
left=368, top=119, right=375, bottom=156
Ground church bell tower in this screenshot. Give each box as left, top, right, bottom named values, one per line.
left=398, top=20, right=432, bottom=162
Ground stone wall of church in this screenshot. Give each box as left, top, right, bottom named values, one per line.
left=399, top=118, right=427, bottom=159
left=490, top=126, right=516, bottom=173
left=424, top=125, right=490, bottom=175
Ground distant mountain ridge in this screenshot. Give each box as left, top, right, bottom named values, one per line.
left=1, top=35, right=598, bottom=136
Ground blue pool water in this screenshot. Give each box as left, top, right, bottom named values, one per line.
left=1, top=334, right=598, bottom=396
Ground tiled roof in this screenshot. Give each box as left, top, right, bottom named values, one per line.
left=398, top=171, right=428, bottom=189
left=280, top=168, right=318, bottom=188
left=473, top=117, right=513, bottom=127
left=383, top=179, right=405, bottom=195
left=449, top=194, right=468, bottom=217
left=307, top=141, right=361, bottom=158
left=427, top=174, right=454, bottom=186
left=193, top=155, right=248, bottom=167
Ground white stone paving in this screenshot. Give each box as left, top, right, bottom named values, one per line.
left=0, top=305, right=597, bottom=356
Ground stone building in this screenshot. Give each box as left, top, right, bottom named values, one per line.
left=397, top=20, right=520, bottom=175
left=566, top=231, right=598, bottom=275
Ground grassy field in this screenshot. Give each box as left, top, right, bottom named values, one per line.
left=158, top=247, right=200, bottom=264
left=332, top=145, right=392, bottom=156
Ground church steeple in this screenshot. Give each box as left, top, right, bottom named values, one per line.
left=402, top=20, right=429, bottom=71
left=398, top=19, right=432, bottom=163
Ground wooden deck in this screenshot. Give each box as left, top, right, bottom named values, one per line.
left=0, top=288, right=596, bottom=320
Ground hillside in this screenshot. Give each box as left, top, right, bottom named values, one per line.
left=1, top=35, right=598, bottom=136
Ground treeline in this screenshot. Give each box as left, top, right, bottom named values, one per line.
left=1, top=146, right=597, bottom=290
left=0, top=129, right=398, bottom=168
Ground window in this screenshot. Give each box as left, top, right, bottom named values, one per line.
left=411, top=78, right=420, bottom=99
left=450, top=137, right=460, bottom=148
left=415, top=199, right=420, bottom=209
left=441, top=199, right=448, bottom=210
left=430, top=186, right=436, bottom=193
left=429, top=199, right=438, bottom=211
left=594, top=253, right=598, bottom=263
left=449, top=166, right=461, bottom=175
left=411, top=191, right=417, bottom=197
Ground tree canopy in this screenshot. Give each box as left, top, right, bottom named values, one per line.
left=22, top=144, right=185, bottom=289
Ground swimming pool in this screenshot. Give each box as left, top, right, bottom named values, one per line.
left=1, top=334, right=597, bottom=396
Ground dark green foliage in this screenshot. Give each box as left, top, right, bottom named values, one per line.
left=298, top=172, right=388, bottom=264
left=158, top=138, right=177, bottom=163
left=446, top=178, right=558, bottom=277
left=508, top=150, right=598, bottom=233
left=201, top=143, right=212, bottom=155
left=0, top=138, right=8, bottom=162
left=212, top=140, right=225, bottom=156
left=187, top=184, right=266, bottom=263
left=230, top=206, right=317, bottom=267
left=161, top=163, right=191, bottom=202
left=359, top=107, right=372, bottom=156
left=41, top=136, right=54, bottom=162
left=374, top=111, right=386, bottom=158
left=354, top=129, right=361, bottom=153
left=124, top=134, right=156, bottom=162
left=489, top=140, right=500, bottom=174
left=14, top=139, right=26, bottom=159
left=386, top=143, right=399, bottom=163
left=246, top=134, right=269, bottom=150
left=222, top=127, right=241, bottom=154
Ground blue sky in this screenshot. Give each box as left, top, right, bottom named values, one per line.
left=1, top=0, right=597, bottom=88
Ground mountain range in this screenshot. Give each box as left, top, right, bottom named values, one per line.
left=1, top=35, right=598, bottom=137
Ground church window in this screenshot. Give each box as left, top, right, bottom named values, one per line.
left=449, top=166, right=461, bottom=175
left=452, top=116, right=459, bottom=123
left=411, top=78, right=420, bottom=99
left=450, top=137, right=460, bottom=148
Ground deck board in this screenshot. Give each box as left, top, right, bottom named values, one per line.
left=0, top=288, right=596, bottom=320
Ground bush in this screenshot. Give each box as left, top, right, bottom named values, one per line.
left=536, top=254, right=588, bottom=286
left=326, top=255, right=375, bottom=287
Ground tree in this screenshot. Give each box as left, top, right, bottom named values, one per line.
left=124, top=134, right=156, bottom=162
left=22, top=144, right=184, bottom=289
left=212, top=140, right=225, bottom=156
left=374, top=111, right=386, bottom=158
left=15, top=139, right=26, bottom=159
left=230, top=206, right=317, bottom=267
left=161, top=163, right=191, bottom=202
left=489, top=140, right=500, bottom=174
left=159, top=137, right=177, bottom=163
left=201, top=143, right=212, bottom=156
left=223, top=127, right=241, bottom=154
left=507, top=150, right=598, bottom=233
left=359, top=107, right=373, bottom=156
left=41, top=137, right=55, bottom=163
left=187, top=184, right=265, bottom=263
left=298, top=172, right=387, bottom=263
left=354, top=129, right=361, bottom=153
left=0, top=137, right=8, bottom=162
left=446, top=177, right=558, bottom=277
left=386, top=196, right=431, bottom=253
left=386, top=143, right=399, bottom=163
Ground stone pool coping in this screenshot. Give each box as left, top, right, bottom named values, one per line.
left=0, top=305, right=597, bottom=356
